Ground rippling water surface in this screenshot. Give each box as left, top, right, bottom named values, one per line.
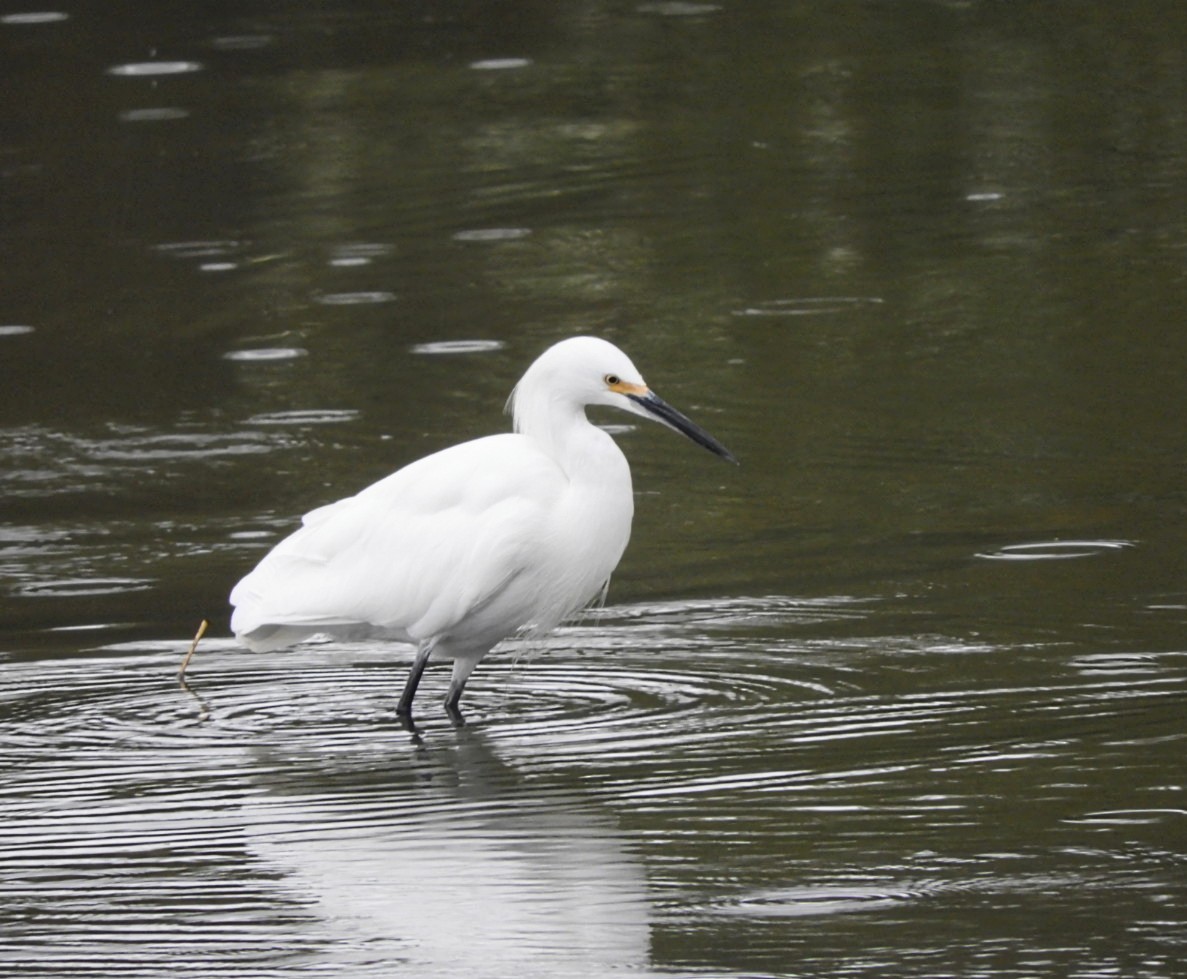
left=4, top=599, right=1185, bottom=977
left=4, top=2, right=1187, bottom=977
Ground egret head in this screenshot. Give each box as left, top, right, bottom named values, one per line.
left=511, top=336, right=737, bottom=464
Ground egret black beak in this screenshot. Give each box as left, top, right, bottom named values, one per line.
left=628, top=391, right=738, bottom=464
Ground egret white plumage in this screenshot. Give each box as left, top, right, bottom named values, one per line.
left=229, top=336, right=735, bottom=719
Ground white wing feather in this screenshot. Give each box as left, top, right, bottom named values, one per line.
left=230, top=434, right=569, bottom=650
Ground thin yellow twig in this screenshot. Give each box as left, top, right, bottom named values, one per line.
left=179, top=618, right=209, bottom=680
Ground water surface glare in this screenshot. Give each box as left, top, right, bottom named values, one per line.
left=223, top=348, right=309, bottom=363
left=410, top=340, right=506, bottom=355
left=106, top=61, right=204, bottom=77
left=118, top=108, right=190, bottom=123
left=1, top=11, right=68, bottom=24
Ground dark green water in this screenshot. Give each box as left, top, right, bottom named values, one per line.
left=3, top=2, right=1186, bottom=976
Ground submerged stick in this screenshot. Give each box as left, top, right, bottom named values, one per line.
left=179, top=618, right=209, bottom=680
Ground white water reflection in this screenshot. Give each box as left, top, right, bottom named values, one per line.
left=223, top=347, right=309, bottom=362
left=107, top=61, right=204, bottom=77
left=118, top=107, right=190, bottom=123
left=244, top=408, right=360, bottom=425
left=328, top=243, right=393, bottom=266
left=245, top=736, right=651, bottom=976
left=13, top=576, right=154, bottom=598
left=976, top=539, right=1137, bottom=561
left=411, top=339, right=506, bottom=355
left=1, top=645, right=656, bottom=977
left=314, top=291, right=397, bottom=306
left=468, top=58, right=532, bottom=71
left=452, top=228, right=532, bottom=242
left=1, top=11, right=68, bottom=25
left=154, top=240, right=241, bottom=259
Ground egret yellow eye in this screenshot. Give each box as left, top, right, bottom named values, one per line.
left=604, top=374, right=621, bottom=386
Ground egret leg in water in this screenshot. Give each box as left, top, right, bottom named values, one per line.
left=229, top=336, right=736, bottom=719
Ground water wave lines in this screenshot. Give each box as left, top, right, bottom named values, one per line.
left=0, top=424, right=281, bottom=504
left=326, top=242, right=392, bottom=267
left=712, top=882, right=913, bottom=918
left=703, top=861, right=1157, bottom=924
left=313, top=290, right=396, bottom=306
left=224, top=347, right=309, bottom=363
left=118, top=107, right=190, bottom=123
left=3, top=594, right=1185, bottom=977
left=244, top=408, right=360, bottom=426
left=410, top=339, right=506, bottom=355
left=732, top=297, right=885, bottom=318
left=150, top=239, right=282, bottom=273
left=12, top=576, right=154, bottom=598
left=581, top=593, right=874, bottom=630
left=451, top=227, right=532, bottom=242
left=0, top=645, right=657, bottom=977
left=1, top=650, right=230, bottom=748
left=976, top=539, right=1137, bottom=561
left=86, top=596, right=1186, bottom=776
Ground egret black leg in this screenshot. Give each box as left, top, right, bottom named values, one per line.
left=444, top=678, right=467, bottom=726
left=444, top=656, right=479, bottom=720
left=397, top=640, right=435, bottom=717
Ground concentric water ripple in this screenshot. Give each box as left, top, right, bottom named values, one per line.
left=976, top=539, right=1137, bottom=561
left=410, top=339, right=506, bottom=355
left=3, top=596, right=1185, bottom=977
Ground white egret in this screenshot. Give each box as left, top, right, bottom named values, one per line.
left=229, top=336, right=736, bottom=719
